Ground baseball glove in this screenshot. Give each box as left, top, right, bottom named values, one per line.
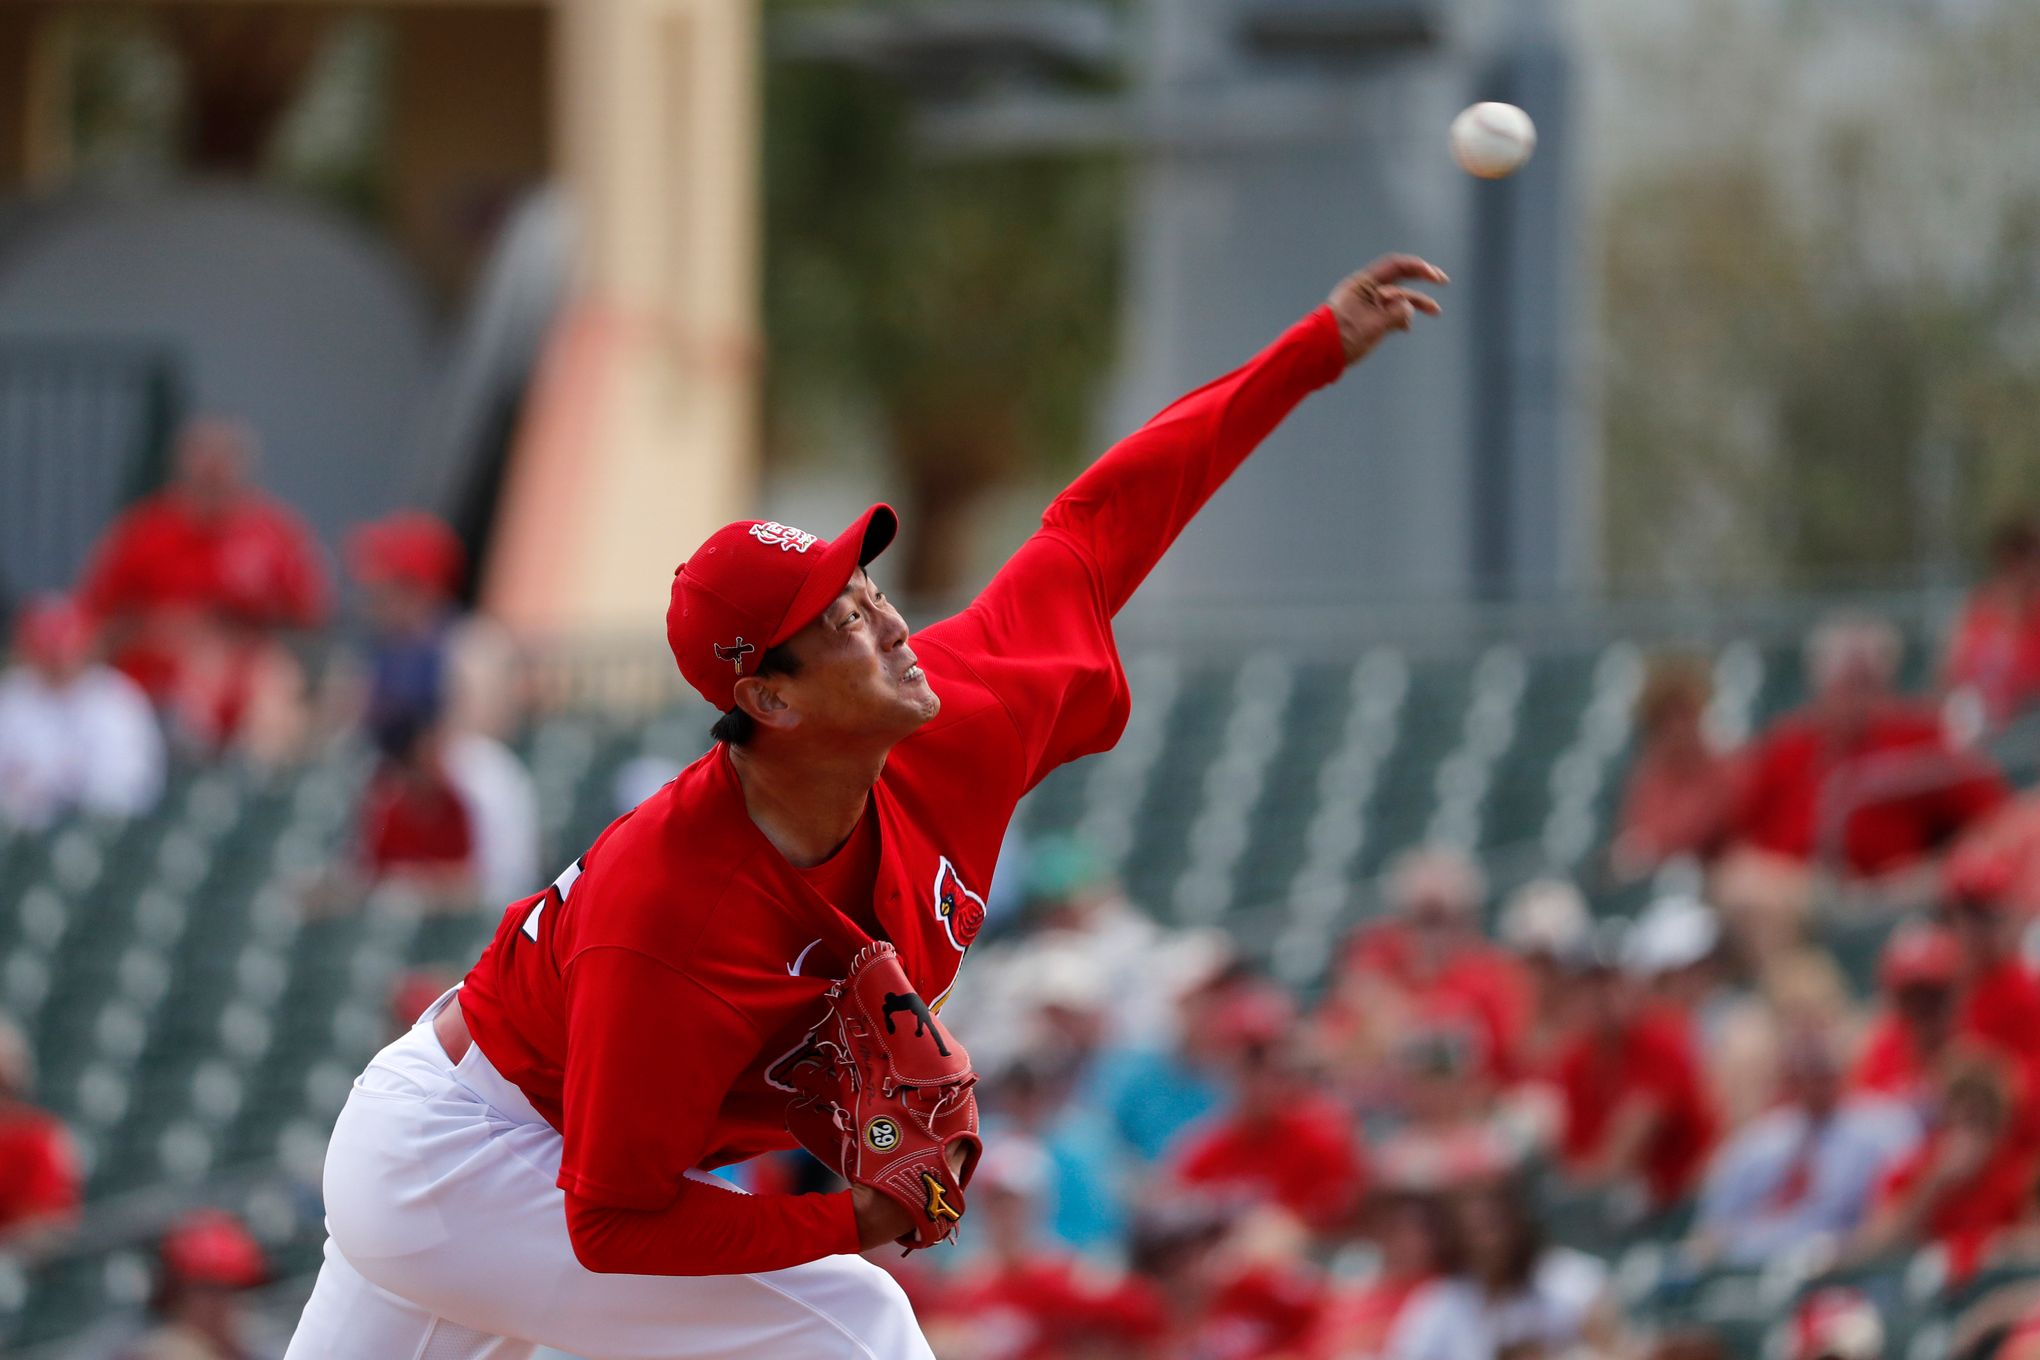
left=768, top=941, right=981, bottom=1251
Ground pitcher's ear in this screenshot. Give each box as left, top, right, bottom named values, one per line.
left=734, top=675, right=798, bottom=732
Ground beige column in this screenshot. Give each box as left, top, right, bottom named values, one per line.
left=485, top=0, right=760, bottom=636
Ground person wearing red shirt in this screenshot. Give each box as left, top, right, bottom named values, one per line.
left=1555, top=947, right=1718, bottom=1209
left=1852, top=922, right=1968, bottom=1111
left=1611, top=655, right=1746, bottom=882
left=1171, top=1024, right=1369, bottom=1236
left=1124, top=1200, right=1327, bottom=1360
left=918, top=1139, right=1166, bottom=1360
left=78, top=418, right=329, bottom=747
left=1333, top=847, right=1532, bottom=1086
left=1308, top=1188, right=1454, bottom=1360
left=1733, top=613, right=2007, bottom=879
left=1943, top=517, right=2040, bottom=729
left=355, top=718, right=477, bottom=896
left=1942, top=847, right=2040, bottom=1056
left=282, top=257, right=1448, bottom=1359
left=0, top=1015, right=81, bottom=1257
left=1854, top=1052, right=2037, bottom=1280
left=120, top=1209, right=270, bottom=1360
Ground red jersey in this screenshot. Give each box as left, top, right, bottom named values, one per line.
left=1172, top=1095, right=1368, bottom=1231
left=1735, top=705, right=2007, bottom=875
left=928, top=1257, right=1167, bottom=1360
left=0, top=1106, right=81, bottom=1233
left=359, top=768, right=474, bottom=876
left=1308, top=1274, right=1431, bottom=1360
left=1556, top=1007, right=1717, bottom=1206
left=456, top=307, right=1349, bottom=1275
left=1342, top=924, right=1531, bottom=1082
left=1876, top=1127, right=2037, bottom=1279
left=79, top=491, right=329, bottom=702
left=1945, top=589, right=2040, bottom=726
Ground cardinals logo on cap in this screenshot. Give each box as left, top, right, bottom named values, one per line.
left=749, top=521, right=818, bottom=553
left=932, top=857, right=986, bottom=953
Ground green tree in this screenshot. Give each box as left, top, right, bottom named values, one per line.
left=1591, top=0, right=2040, bottom=592
left=761, top=10, right=1124, bottom=594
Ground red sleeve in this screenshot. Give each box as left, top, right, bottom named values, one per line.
left=1733, top=729, right=1800, bottom=855
left=1038, top=305, right=1347, bottom=614
left=557, top=947, right=860, bottom=1276
left=1929, top=749, right=2010, bottom=839
left=917, top=307, right=1346, bottom=786
left=268, top=507, right=331, bottom=628
left=19, top=1122, right=79, bottom=1220
left=1851, top=1017, right=1910, bottom=1095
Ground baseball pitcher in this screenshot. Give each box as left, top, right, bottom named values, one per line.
left=283, top=257, right=1445, bottom=1359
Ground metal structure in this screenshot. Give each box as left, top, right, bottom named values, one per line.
left=786, top=0, right=1591, bottom=614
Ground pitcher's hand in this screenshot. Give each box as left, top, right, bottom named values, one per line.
left=1327, top=255, right=1448, bottom=365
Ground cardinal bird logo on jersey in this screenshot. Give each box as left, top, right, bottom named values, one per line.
left=931, top=857, right=986, bottom=953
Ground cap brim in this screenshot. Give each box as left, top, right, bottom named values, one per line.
left=768, top=503, right=899, bottom=647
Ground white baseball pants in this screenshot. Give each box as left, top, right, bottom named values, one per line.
left=282, top=992, right=933, bottom=1360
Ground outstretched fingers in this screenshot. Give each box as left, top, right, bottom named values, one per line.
left=1390, top=287, right=1444, bottom=317
left=1365, top=254, right=1450, bottom=287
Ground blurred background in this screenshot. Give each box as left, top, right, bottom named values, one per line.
left=2, top=0, right=2040, bottom=1357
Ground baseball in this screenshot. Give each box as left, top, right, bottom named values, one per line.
left=1450, top=102, right=1537, bottom=179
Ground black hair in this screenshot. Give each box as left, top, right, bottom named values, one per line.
left=708, top=642, right=803, bottom=747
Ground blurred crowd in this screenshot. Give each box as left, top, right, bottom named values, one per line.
left=0, top=414, right=539, bottom=904
left=9, top=417, right=2040, bottom=1358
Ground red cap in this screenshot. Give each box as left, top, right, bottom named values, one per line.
left=160, top=1209, right=266, bottom=1289
left=1791, top=1287, right=1883, bottom=1360
left=14, top=596, right=93, bottom=671
left=1880, top=922, right=1961, bottom=990
left=1945, top=842, right=2018, bottom=911
left=1209, top=985, right=1297, bottom=1048
left=666, top=505, right=898, bottom=711
left=348, top=511, right=465, bottom=599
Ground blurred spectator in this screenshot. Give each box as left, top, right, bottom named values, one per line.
left=1623, top=893, right=1728, bottom=1031
left=985, top=1042, right=1128, bottom=1253
left=1091, top=947, right=1244, bottom=1163
left=1942, top=848, right=2040, bottom=1070
left=1946, top=792, right=2040, bottom=920
left=1648, top=1333, right=1730, bottom=1360
left=79, top=417, right=328, bottom=749
left=356, top=716, right=476, bottom=899
left=0, top=1014, right=81, bottom=1256
left=0, top=596, right=163, bottom=831
left=1330, top=849, right=1531, bottom=1089
left=1495, top=879, right=1594, bottom=1149
left=1168, top=991, right=1367, bottom=1237
left=1018, top=837, right=1177, bottom=1049
left=1126, top=1199, right=1327, bottom=1360
left=1553, top=937, right=1718, bottom=1209
left=118, top=1209, right=273, bottom=1360
left=1611, top=655, right=1744, bottom=880
left=1705, top=948, right=1857, bottom=1132
left=1386, top=1168, right=1623, bottom=1360
left=349, top=513, right=537, bottom=905
left=1732, top=612, right=2008, bottom=880
left=1788, top=1287, right=1886, bottom=1360
left=920, top=1139, right=1162, bottom=1360
left=1853, top=921, right=1969, bottom=1112
left=348, top=510, right=465, bottom=750
left=1690, top=1025, right=1919, bottom=1267
left=1308, top=1190, right=1455, bottom=1360
left=1854, top=1051, right=2037, bottom=1278
left=1944, top=515, right=2040, bottom=728
left=1373, top=1024, right=1519, bottom=1193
